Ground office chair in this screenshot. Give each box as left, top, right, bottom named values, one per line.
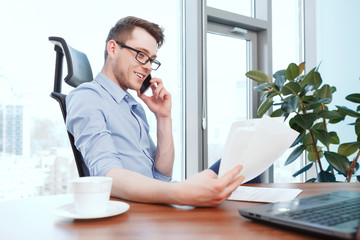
left=49, top=36, right=92, bottom=177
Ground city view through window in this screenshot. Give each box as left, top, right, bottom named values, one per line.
left=0, top=0, right=181, bottom=201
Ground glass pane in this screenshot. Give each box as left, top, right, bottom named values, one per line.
left=207, top=0, right=253, bottom=17
left=271, top=0, right=304, bottom=183
left=315, top=0, right=360, bottom=182
left=0, top=0, right=182, bottom=200
left=207, top=33, right=248, bottom=167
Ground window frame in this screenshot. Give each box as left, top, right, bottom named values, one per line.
left=184, top=0, right=273, bottom=181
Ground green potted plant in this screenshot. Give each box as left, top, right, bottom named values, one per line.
left=246, top=62, right=359, bottom=182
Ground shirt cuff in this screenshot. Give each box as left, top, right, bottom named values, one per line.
left=91, top=160, right=123, bottom=177
left=153, top=168, right=172, bottom=181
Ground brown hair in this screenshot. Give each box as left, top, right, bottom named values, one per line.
left=104, top=16, right=165, bottom=61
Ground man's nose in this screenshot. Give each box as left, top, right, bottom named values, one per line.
left=143, top=60, right=152, bottom=70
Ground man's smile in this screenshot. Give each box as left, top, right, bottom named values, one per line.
left=135, top=72, right=145, bottom=79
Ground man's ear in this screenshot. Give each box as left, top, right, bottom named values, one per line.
left=106, top=40, right=117, bottom=58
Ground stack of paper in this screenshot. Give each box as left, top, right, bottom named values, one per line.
left=228, top=186, right=302, bottom=203
left=218, top=116, right=299, bottom=183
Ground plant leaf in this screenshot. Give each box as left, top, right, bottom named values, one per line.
left=356, top=118, right=360, bottom=137
left=254, top=83, right=272, bottom=92
left=246, top=70, right=269, bottom=83
left=289, top=118, right=304, bottom=133
left=281, top=82, right=301, bottom=96
left=273, top=69, right=286, bottom=79
left=281, top=96, right=298, bottom=113
left=273, top=70, right=286, bottom=90
left=329, top=131, right=340, bottom=144
left=292, top=162, right=313, bottom=177
left=302, top=95, right=316, bottom=104
left=312, top=122, right=325, bottom=130
left=313, top=71, right=322, bottom=89
left=314, top=98, right=331, bottom=104
left=302, top=83, right=316, bottom=95
left=300, top=68, right=322, bottom=89
left=328, top=110, right=346, bottom=124
left=316, top=110, right=344, bottom=120
left=285, top=145, right=306, bottom=166
left=290, top=131, right=305, bottom=147
left=324, top=151, right=351, bottom=177
left=293, top=113, right=316, bottom=130
left=270, top=108, right=284, bottom=117
left=298, top=62, right=305, bottom=75
left=300, top=68, right=314, bottom=88
left=261, top=91, right=278, bottom=102
left=317, top=170, right=336, bottom=182
left=317, top=84, right=332, bottom=100
left=338, top=142, right=360, bottom=156
left=311, top=129, right=330, bottom=146
left=257, top=98, right=273, bottom=117
left=336, top=106, right=360, bottom=118
left=307, top=145, right=323, bottom=162
left=303, top=133, right=312, bottom=146
left=346, top=93, right=360, bottom=103
left=285, top=63, right=299, bottom=81
left=306, top=178, right=317, bottom=183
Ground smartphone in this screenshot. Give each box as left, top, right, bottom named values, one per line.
left=140, top=74, right=152, bottom=94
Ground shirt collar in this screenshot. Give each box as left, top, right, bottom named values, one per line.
left=95, top=73, right=138, bottom=106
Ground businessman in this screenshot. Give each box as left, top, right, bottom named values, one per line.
left=66, top=16, right=244, bottom=207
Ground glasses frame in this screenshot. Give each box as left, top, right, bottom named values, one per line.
left=115, top=41, right=161, bottom=70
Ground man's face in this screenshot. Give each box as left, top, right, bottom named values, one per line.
left=112, top=27, right=158, bottom=91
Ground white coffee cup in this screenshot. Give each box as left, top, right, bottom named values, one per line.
left=70, top=176, right=113, bottom=215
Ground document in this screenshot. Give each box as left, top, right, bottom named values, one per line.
left=228, top=186, right=303, bottom=203
left=218, top=116, right=299, bottom=183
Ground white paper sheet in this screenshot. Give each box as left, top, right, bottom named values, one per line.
left=218, top=116, right=299, bottom=183
left=228, top=186, right=303, bottom=203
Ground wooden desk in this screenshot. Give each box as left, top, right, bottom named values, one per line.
left=1, top=183, right=359, bottom=240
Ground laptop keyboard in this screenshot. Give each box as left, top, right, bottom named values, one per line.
left=278, top=198, right=360, bottom=226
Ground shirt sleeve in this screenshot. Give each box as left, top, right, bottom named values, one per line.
left=153, top=168, right=172, bottom=181
left=66, top=87, right=123, bottom=176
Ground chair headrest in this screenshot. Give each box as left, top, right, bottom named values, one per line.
left=49, top=36, right=93, bottom=87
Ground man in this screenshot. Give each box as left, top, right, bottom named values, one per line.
left=66, top=16, right=244, bottom=207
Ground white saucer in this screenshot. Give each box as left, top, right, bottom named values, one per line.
left=55, top=200, right=130, bottom=219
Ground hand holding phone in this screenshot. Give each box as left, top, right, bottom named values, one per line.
left=140, top=74, right=152, bottom=94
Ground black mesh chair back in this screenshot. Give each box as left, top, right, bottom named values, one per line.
left=49, top=36, right=92, bottom=177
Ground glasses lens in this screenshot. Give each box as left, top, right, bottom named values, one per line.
left=151, top=61, right=160, bottom=70
left=136, top=52, right=147, bottom=63
left=134, top=51, right=160, bottom=70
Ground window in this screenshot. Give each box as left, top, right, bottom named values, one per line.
left=0, top=0, right=183, bottom=200
left=271, top=0, right=304, bottom=183
left=207, top=0, right=253, bottom=17
left=184, top=0, right=272, bottom=179
left=304, top=0, right=360, bottom=181
left=206, top=23, right=257, bottom=168
left=314, top=0, right=360, bottom=144
left=272, top=0, right=360, bottom=183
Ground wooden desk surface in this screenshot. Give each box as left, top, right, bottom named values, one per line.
left=1, top=182, right=359, bottom=240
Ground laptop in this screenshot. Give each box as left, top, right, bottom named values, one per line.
left=238, top=191, right=360, bottom=239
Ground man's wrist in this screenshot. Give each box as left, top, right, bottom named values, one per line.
left=156, top=114, right=172, bottom=123
left=167, top=181, right=185, bottom=205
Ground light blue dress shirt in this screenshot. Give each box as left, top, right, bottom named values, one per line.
left=66, top=73, right=171, bottom=181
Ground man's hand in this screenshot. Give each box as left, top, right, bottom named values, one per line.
left=172, top=165, right=245, bottom=207
left=137, top=77, right=171, bottom=118
left=138, top=77, right=174, bottom=177
left=107, top=165, right=244, bottom=207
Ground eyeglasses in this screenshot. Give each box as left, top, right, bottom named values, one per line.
left=115, top=41, right=161, bottom=70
